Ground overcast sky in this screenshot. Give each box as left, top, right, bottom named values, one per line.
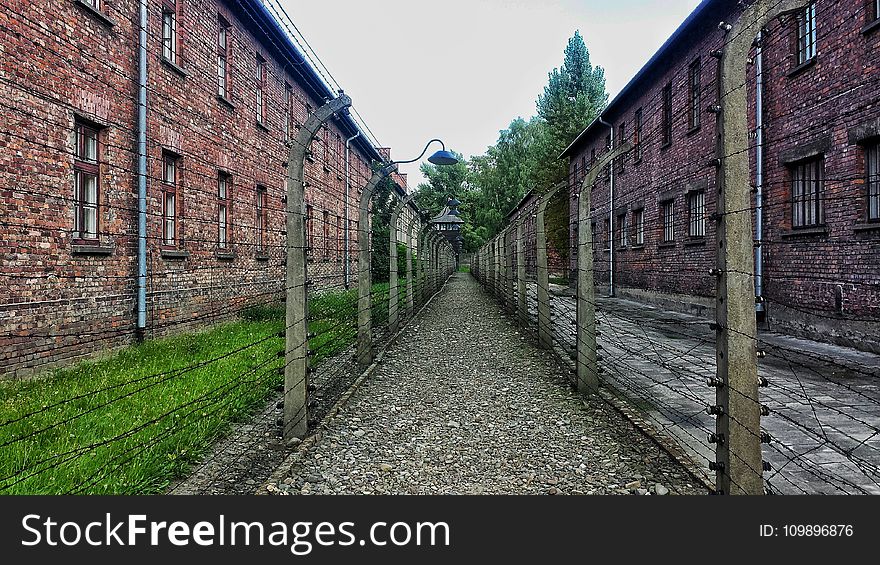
left=277, top=0, right=703, bottom=189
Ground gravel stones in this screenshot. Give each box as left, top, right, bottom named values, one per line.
left=272, top=273, right=706, bottom=496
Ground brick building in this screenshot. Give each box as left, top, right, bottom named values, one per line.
left=0, top=0, right=406, bottom=377
left=560, top=0, right=880, bottom=351
left=505, top=189, right=566, bottom=279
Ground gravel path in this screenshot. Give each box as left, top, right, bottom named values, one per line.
left=271, top=273, right=706, bottom=495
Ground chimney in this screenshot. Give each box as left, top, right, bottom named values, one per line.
left=377, top=147, right=391, bottom=162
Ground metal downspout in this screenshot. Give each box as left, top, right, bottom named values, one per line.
left=136, top=0, right=148, bottom=340
left=598, top=116, right=614, bottom=297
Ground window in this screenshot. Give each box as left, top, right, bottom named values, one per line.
left=791, top=158, right=824, bottom=227
left=662, top=83, right=673, bottom=147
left=604, top=135, right=611, bottom=182
left=256, top=186, right=267, bottom=252
left=284, top=84, right=292, bottom=142
left=603, top=218, right=610, bottom=250
left=85, top=0, right=101, bottom=8
left=306, top=204, right=314, bottom=256
left=618, top=213, right=628, bottom=248
left=688, top=191, right=706, bottom=237
left=217, top=17, right=231, bottom=98
left=74, top=122, right=100, bottom=240
left=633, top=209, right=645, bottom=245
left=866, top=142, right=879, bottom=221
left=617, top=122, right=626, bottom=174
left=634, top=108, right=643, bottom=162
left=256, top=56, right=266, bottom=125
left=322, top=210, right=330, bottom=259
left=580, top=155, right=587, bottom=183
left=797, top=3, right=817, bottom=65
left=336, top=214, right=342, bottom=259
left=162, top=153, right=179, bottom=247
left=218, top=173, right=231, bottom=248
left=161, top=1, right=178, bottom=64
left=661, top=199, right=675, bottom=243
left=688, top=59, right=701, bottom=130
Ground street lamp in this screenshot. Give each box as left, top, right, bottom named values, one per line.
left=356, top=138, right=458, bottom=368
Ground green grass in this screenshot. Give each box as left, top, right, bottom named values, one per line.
left=0, top=282, right=405, bottom=495
left=458, top=264, right=471, bottom=273
left=549, top=277, right=570, bottom=286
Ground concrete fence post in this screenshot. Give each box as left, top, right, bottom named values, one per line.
left=505, top=228, right=515, bottom=313
left=389, top=195, right=413, bottom=334
left=516, top=216, right=527, bottom=328
left=357, top=163, right=398, bottom=368
left=284, top=94, right=351, bottom=440
left=536, top=183, right=564, bottom=350
left=711, top=0, right=806, bottom=495
left=405, top=210, right=416, bottom=316
left=576, top=141, right=632, bottom=395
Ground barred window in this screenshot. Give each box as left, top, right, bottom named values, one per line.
left=217, top=16, right=231, bottom=98
left=661, top=83, right=673, bottom=147
left=618, top=213, right=628, bottom=248
left=797, top=3, right=817, bottom=65
left=161, top=1, right=178, bottom=64
left=867, top=142, right=879, bottom=221
left=603, top=219, right=610, bottom=250
left=322, top=210, right=330, bottom=259
left=688, top=191, right=706, bottom=237
left=604, top=134, right=611, bottom=182
left=256, top=56, right=266, bottom=125
left=634, top=108, right=643, bottom=162
left=74, top=122, right=100, bottom=240
left=688, top=59, right=701, bottom=130
left=284, top=84, right=292, bottom=142
left=661, top=200, right=675, bottom=243
left=791, top=157, right=824, bottom=228
left=633, top=209, right=644, bottom=245
left=218, top=173, right=231, bottom=248
left=162, top=153, right=179, bottom=247
left=256, top=186, right=267, bottom=252
left=617, top=122, right=626, bottom=174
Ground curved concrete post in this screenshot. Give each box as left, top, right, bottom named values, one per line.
left=536, top=183, right=564, bottom=350
left=712, top=0, right=806, bottom=495
left=389, top=194, right=413, bottom=333
left=285, top=94, right=352, bottom=440
left=504, top=227, right=515, bottom=313
left=357, top=163, right=398, bottom=367
left=417, top=223, right=430, bottom=305
left=577, top=141, right=632, bottom=397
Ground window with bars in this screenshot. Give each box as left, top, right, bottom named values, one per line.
left=687, top=191, right=706, bottom=237
left=218, top=173, right=231, bottom=248
left=161, top=1, right=178, bottom=64
left=791, top=157, right=824, bottom=228
left=617, top=122, right=626, bottom=174
left=661, top=83, right=673, bottom=147
left=322, top=210, right=330, bottom=259
left=284, top=84, right=292, bottom=142
left=618, top=213, right=628, bottom=248
left=162, top=153, right=179, bottom=247
left=256, top=56, right=266, bottom=125
left=634, top=108, right=643, bottom=162
left=603, top=219, right=610, bottom=250
left=797, top=2, right=817, bottom=65
left=217, top=16, right=231, bottom=99
left=74, top=122, right=100, bottom=241
left=633, top=209, right=644, bottom=245
left=306, top=204, right=314, bottom=256
left=661, top=199, right=675, bottom=243
left=336, top=214, right=342, bottom=260
left=867, top=142, right=879, bottom=221
left=256, top=186, right=267, bottom=252
left=688, top=59, right=701, bottom=131
left=604, top=135, right=611, bottom=182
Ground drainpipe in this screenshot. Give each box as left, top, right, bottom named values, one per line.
left=598, top=115, right=614, bottom=297
left=136, top=0, right=148, bottom=340
left=344, top=131, right=361, bottom=289
left=754, top=31, right=765, bottom=316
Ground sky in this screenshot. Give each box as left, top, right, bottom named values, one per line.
left=277, top=0, right=704, bottom=189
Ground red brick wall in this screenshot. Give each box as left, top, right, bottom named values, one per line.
left=565, top=0, right=880, bottom=341
left=0, top=0, right=387, bottom=377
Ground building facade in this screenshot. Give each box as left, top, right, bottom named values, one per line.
left=0, top=0, right=404, bottom=377
left=561, top=0, right=880, bottom=351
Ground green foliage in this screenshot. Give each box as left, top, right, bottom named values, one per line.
left=415, top=31, right=607, bottom=258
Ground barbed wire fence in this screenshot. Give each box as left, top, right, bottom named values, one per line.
left=0, top=89, right=455, bottom=494
left=474, top=0, right=880, bottom=495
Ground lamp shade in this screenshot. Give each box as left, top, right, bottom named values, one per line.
left=427, top=150, right=459, bottom=166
